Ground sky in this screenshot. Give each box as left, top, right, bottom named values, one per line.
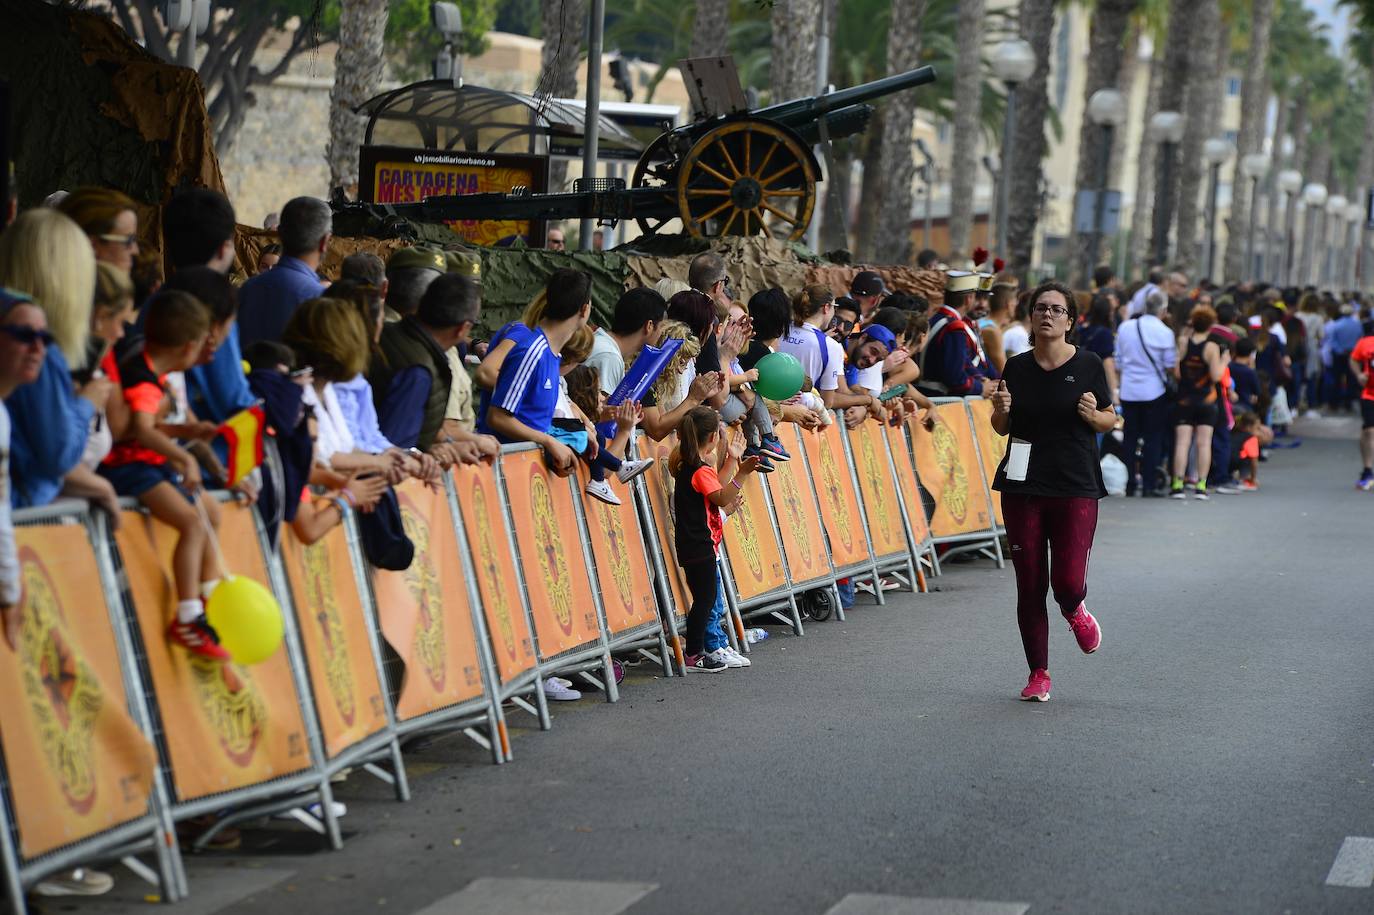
left=1307, top=0, right=1351, bottom=51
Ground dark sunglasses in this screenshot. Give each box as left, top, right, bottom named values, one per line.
left=0, top=324, right=54, bottom=347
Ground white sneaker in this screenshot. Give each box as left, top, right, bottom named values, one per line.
left=709, top=647, right=744, bottom=668
left=585, top=478, right=621, bottom=505
left=543, top=676, right=582, bottom=700
left=274, top=800, right=347, bottom=820
left=551, top=676, right=574, bottom=689
left=722, top=646, right=752, bottom=667
left=616, top=458, right=653, bottom=484
left=33, top=869, right=114, bottom=897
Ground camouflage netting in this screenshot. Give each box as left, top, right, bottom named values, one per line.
left=1, top=0, right=226, bottom=273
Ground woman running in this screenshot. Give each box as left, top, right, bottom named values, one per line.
left=989, top=280, right=1116, bottom=702
left=1169, top=305, right=1226, bottom=500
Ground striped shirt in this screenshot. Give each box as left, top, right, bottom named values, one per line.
left=477, top=324, right=561, bottom=442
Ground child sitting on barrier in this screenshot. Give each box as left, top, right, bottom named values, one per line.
left=99, top=290, right=229, bottom=661
left=670, top=405, right=759, bottom=673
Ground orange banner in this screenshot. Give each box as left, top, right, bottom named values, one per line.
left=848, top=420, right=908, bottom=559
left=884, top=422, right=931, bottom=545
left=764, top=425, right=831, bottom=586
left=450, top=464, right=537, bottom=683
left=802, top=422, right=870, bottom=570
left=0, top=524, right=156, bottom=859
left=500, top=450, right=602, bottom=657
left=576, top=466, right=658, bottom=636
left=965, top=398, right=1007, bottom=526
left=281, top=523, right=387, bottom=754
left=371, top=481, right=485, bottom=720
left=908, top=403, right=993, bottom=537
left=638, top=435, right=690, bottom=622
left=720, top=470, right=787, bottom=601
left=115, top=503, right=310, bottom=802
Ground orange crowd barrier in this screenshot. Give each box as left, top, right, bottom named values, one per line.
left=280, top=522, right=389, bottom=757
left=908, top=403, right=994, bottom=538
left=575, top=466, right=659, bottom=636
left=848, top=420, right=908, bottom=559
left=802, top=421, right=871, bottom=570
left=885, top=421, right=931, bottom=546
left=720, top=470, right=788, bottom=601
left=115, top=503, right=311, bottom=802
left=965, top=398, right=1007, bottom=527
left=766, top=425, right=831, bottom=586
left=0, top=524, right=156, bottom=859
left=450, top=463, right=538, bottom=684
left=500, top=449, right=602, bottom=658
left=637, top=434, right=690, bottom=621
left=371, top=480, right=489, bottom=722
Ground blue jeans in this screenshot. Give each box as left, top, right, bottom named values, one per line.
left=1208, top=415, right=1231, bottom=487
left=837, top=578, right=855, bottom=609
left=705, top=567, right=729, bottom=652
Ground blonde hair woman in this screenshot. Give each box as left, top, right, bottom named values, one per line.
left=0, top=209, right=117, bottom=512
left=639, top=318, right=723, bottom=441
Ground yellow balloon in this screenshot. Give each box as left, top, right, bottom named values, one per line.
left=205, top=575, right=284, bottom=665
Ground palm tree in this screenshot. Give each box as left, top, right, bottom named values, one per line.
left=1004, top=0, right=1055, bottom=277
left=538, top=0, right=588, bottom=192
left=1147, top=0, right=1194, bottom=267
left=1066, top=0, right=1139, bottom=286
left=327, top=0, right=391, bottom=194
left=770, top=0, right=821, bottom=103
left=947, top=0, right=985, bottom=258
left=691, top=0, right=731, bottom=57
left=1126, top=32, right=1162, bottom=279
left=871, top=0, right=932, bottom=264
left=1221, top=0, right=1275, bottom=282
left=1172, top=0, right=1224, bottom=278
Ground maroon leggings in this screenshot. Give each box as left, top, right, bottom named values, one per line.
left=1001, top=493, right=1099, bottom=672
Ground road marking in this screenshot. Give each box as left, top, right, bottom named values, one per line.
left=1326, top=837, right=1374, bottom=887
left=824, top=894, right=1030, bottom=915
left=408, top=878, right=657, bottom=914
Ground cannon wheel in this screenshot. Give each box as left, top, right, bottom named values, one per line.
left=630, top=131, right=682, bottom=237
left=676, top=119, right=817, bottom=241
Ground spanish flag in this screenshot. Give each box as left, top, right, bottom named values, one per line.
left=217, top=404, right=265, bottom=487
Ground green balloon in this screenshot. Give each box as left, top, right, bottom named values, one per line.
left=754, top=351, right=804, bottom=401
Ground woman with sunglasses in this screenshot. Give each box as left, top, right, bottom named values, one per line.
left=57, top=187, right=141, bottom=273
left=989, top=280, right=1117, bottom=703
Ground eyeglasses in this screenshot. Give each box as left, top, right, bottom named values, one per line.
left=1031, top=304, right=1070, bottom=316
left=828, top=316, right=855, bottom=334
left=0, top=325, right=54, bottom=347
left=97, top=234, right=138, bottom=248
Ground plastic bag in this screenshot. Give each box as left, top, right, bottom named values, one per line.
left=1269, top=385, right=1293, bottom=426
left=1100, top=453, right=1128, bottom=496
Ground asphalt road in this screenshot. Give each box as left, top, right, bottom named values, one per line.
left=66, top=414, right=1373, bottom=915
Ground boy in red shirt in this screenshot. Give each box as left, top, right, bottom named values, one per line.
left=1351, top=333, right=1374, bottom=490
left=100, top=290, right=229, bottom=659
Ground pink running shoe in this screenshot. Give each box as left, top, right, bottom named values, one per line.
left=1020, top=668, right=1051, bottom=702
left=1066, top=604, right=1101, bottom=654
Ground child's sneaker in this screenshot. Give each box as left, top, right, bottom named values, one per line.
left=1020, top=668, right=1051, bottom=702
left=542, top=676, right=582, bottom=700
left=685, top=652, right=727, bottom=673
left=743, top=446, right=776, bottom=473
left=759, top=435, right=791, bottom=462
left=709, top=647, right=745, bottom=668
left=1241, top=480, right=1260, bottom=492
left=585, top=478, right=621, bottom=505
left=616, top=458, right=654, bottom=484
left=721, top=646, right=752, bottom=667
left=167, top=616, right=232, bottom=661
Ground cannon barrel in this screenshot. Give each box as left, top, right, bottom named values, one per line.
left=752, top=65, right=937, bottom=127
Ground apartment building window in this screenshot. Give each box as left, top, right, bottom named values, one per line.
left=1227, top=76, right=1241, bottom=97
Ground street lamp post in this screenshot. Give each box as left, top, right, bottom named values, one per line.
left=1149, top=111, right=1186, bottom=266
left=1078, top=88, right=1126, bottom=287
left=1202, top=137, right=1233, bottom=281
left=991, top=39, right=1035, bottom=257
left=1324, top=195, right=1348, bottom=289
left=1239, top=153, right=1270, bottom=283
left=1345, top=200, right=1363, bottom=291
left=915, top=138, right=935, bottom=253
left=1300, top=182, right=1327, bottom=286
left=1276, top=169, right=1303, bottom=286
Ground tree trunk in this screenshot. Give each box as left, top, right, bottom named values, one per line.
left=947, top=0, right=985, bottom=259
left=1171, top=0, right=1222, bottom=278
left=1004, top=0, right=1055, bottom=279
left=1222, top=0, right=1274, bottom=282
left=539, top=0, right=588, bottom=192
left=1354, top=93, right=1374, bottom=287
left=770, top=0, right=821, bottom=103
left=1127, top=52, right=1162, bottom=280
left=1066, top=0, right=1138, bottom=286
left=690, top=0, right=730, bottom=58
left=1263, top=93, right=1290, bottom=284
left=871, top=0, right=931, bottom=265
left=1147, top=0, right=1194, bottom=266
left=327, top=0, right=390, bottom=194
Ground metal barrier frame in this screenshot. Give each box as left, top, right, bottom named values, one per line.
left=882, top=422, right=936, bottom=591
left=962, top=398, right=1010, bottom=544
left=764, top=423, right=844, bottom=626
left=627, top=435, right=688, bottom=677
left=260, top=507, right=413, bottom=798
left=921, top=398, right=1005, bottom=571
left=106, top=494, right=347, bottom=854
left=718, top=473, right=804, bottom=638
left=839, top=420, right=918, bottom=596
left=802, top=416, right=881, bottom=604
left=0, top=502, right=186, bottom=912
left=494, top=445, right=618, bottom=707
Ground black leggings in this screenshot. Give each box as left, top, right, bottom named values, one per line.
left=681, top=558, right=719, bottom=656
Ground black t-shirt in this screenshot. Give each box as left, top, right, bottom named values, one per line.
left=696, top=334, right=721, bottom=376
left=992, top=347, right=1112, bottom=499
left=739, top=339, right=771, bottom=371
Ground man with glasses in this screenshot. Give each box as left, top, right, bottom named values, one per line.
left=546, top=226, right=566, bottom=251
left=917, top=271, right=997, bottom=399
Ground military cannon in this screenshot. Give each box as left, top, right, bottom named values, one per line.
left=350, top=64, right=937, bottom=243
